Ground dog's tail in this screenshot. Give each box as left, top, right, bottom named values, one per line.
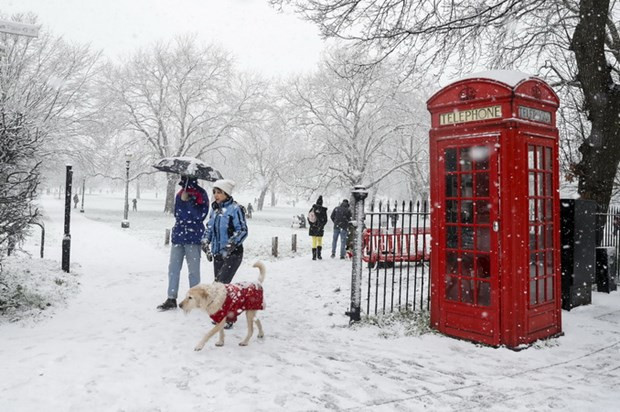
left=253, top=261, right=266, bottom=284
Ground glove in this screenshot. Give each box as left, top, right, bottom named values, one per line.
left=221, top=243, right=234, bottom=258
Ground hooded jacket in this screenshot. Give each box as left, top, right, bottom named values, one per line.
left=331, top=200, right=352, bottom=230
left=203, top=197, right=248, bottom=255
left=171, top=178, right=209, bottom=244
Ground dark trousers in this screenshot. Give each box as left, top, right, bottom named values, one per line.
left=213, top=248, right=243, bottom=284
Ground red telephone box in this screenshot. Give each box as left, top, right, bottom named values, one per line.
left=427, top=71, right=562, bottom=348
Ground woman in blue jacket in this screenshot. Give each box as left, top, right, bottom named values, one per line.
left=157, top=176, right=209, bottom=311
left=202, top=179, right=248, bottom=285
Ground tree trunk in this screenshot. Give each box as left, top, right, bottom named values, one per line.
left=270, top=190, right=276, bottom=207
left=164, top=175, right=177, bottom=213
left=135, top=179, right=141, bottom=200
left=257, top=187, right=268, bottom=211
left=571, top=0, right=620, bottom=243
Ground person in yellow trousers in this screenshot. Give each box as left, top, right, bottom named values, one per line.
left=307, top=195, right=328, bottom=260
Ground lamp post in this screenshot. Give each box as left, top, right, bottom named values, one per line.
left=80, top=177, right=85, bottom=213
left=121, top=153, right=132, bottom=228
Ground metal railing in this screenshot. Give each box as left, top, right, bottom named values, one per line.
left=361, top=200, right=431, bottom=316
left=596, top=204, right=620, bottom=281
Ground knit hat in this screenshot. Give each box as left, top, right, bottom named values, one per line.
left=213, top=179, right=235, bottom=196
left=316, top=195, right=323, bottom=206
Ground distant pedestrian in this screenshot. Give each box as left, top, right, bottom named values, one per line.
left=614, top=213, right=620, bottom=236
left=308, top=196, right=328, bottom=260
left=247, top=203, right=254, bottom=218
left=330, top=199, right=352, bottom=259
left=132, top=198, right=138, bottom=211
left=73, top=194, right=79, bottom=209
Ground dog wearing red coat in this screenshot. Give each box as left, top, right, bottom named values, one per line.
left=179, top=261, right=266, bottom=351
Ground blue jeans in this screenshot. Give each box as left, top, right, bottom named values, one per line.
left=332, top=227, right=348, bottom=258
left=167, top=244, right=201, bottom=299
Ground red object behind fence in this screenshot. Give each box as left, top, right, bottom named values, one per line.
left=361, top=228, right=430, bottom=267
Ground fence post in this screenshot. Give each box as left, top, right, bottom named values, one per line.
left=346, top=185, right=368, bottom=323
left=292, top=234, right=297, bottom=252
left=272, top=237, right=278, bottom=257
left=164, top=229, right=170, bottom=245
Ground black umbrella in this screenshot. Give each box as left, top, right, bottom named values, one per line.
left=152, top=156, right=223, bottom=182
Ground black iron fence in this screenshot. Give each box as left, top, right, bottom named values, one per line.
left=360, top=200, right=431, bottom=316
left=596, top=204, right=620, bottom=281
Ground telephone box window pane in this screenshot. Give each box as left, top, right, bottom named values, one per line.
left=545, top=252, right=554, bottom=277
left=529, top=173, right=536, bottom=197
left=461, top=227, right=474, bottom=249
left=478, top=281, right=491, bottom=306
left=545, top=225, right=554, bottom=248
left=537, top=252, right=545, bottom=276
left=546, top=277, right=554, bottom=301
left=460, top=200, right=473, bottom=223
left=528, top=145, right=535, bottom=169
left=536, top=146, right=544, bottom=169
left=537, top=224, right=544, bottom=249
left=461, top=252, right=474, bottom=276
left=446, top=175, right=458, bottom=197
left=529, top=226, right=537, bottom=250
left=447, top=226, right=458, bottom=248
left=476, top=227, right=490, bottom=251
left=446, top=275, right=458, bottom=301
left=537, top=173, right=544, bottom=197
left=529, top=199, right=536, bottom=223
left=459, top=147, right=472, bottom=171
left=545, top=173, right=552, bottom=197
left=461, top=279, right=474, bottom=304
left=530, top=280, right=537, bottom=305
left=537, top=199, right=545, bottom=222
left=476, top=201, right=490, bottom=223
left=446, top=251, right=458, bottom=274
left=472, top=146, right=489, bottom=170
left=446, top=200, right=458, bottom=223
left=476, top=254, right=490, bottom=278
left=545, top=199, right=553, bottom=221
left=530, top=253, right=537, bottom=278
left=544, top=147, right=552, bottom=170
left=445, top=148, right=457, bottom=172
left=475, top=173, right=489, bottom=197
left=461, top=174, right=473, bottom=197
left=537, top=279, right=545, bottom=302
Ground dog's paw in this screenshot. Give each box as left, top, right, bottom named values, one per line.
left=239, top=341, right=248, bottom=346
left=194, top=345, right=204, bottom=351
left=215, top=341, right=224, bottom=347
left=257, top=333, right=264, bottom=339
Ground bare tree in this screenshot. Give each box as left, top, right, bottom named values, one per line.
left=272, top=0, right=620, bottom=213
left=104, top=36, right=259, bottom=212
left=0, top=15, right=100, bottom=261
left=284, top=47, right=418, bottom=193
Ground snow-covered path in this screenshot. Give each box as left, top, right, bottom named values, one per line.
left=1, top=197, right=620, bottom=411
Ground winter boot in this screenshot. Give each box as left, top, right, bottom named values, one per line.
left=312, top=248, right=317, bottom=260
left=157, top=298, right=177, bottom=311
left=317, top=246, right=323, bottom=260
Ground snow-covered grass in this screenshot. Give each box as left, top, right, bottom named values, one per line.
left=1, top=192, right=620, bottom=411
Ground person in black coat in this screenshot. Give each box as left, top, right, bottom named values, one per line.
left=308, top=195, right=328, bottom=260
left=330, top=199, right=352, bottom=259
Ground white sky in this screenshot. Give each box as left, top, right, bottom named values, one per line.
left=1, top=0, right=325, bottom=76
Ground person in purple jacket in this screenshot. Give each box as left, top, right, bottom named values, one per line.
left=157, top=176, right=209, bottom=311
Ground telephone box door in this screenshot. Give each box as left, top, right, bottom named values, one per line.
left=437, top=137, right=501, bottom=345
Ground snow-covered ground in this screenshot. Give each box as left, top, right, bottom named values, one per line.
left=1, top=192, right=620, bottom=411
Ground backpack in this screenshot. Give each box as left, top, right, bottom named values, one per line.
left=308, top=209, right=317, bottom=224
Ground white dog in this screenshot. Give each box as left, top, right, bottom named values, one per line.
left=179, top=261, right=266, bottom=351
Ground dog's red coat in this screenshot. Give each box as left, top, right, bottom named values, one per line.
left=210, top=283, right=264, bottom=324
